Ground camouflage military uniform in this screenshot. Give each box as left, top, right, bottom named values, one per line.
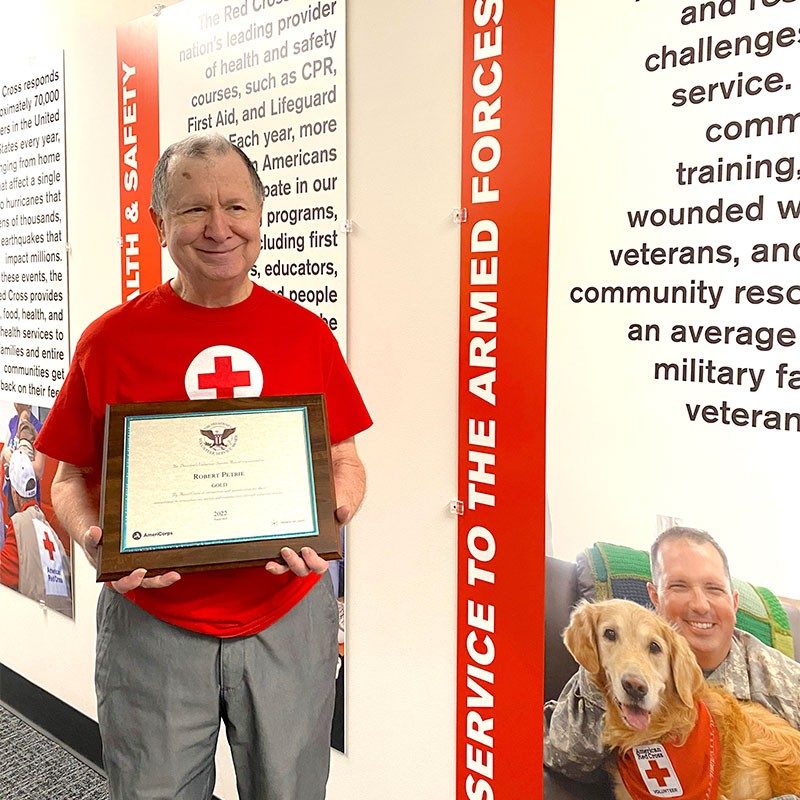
left=709, top=631, right=800, bottom=730
left=544, top=629, right=800, bottom=785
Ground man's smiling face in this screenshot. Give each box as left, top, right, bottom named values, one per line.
left=151, top=150, right=262, bottom=297
left=647, top=538, right=739, bottom=671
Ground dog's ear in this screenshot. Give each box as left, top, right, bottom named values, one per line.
left=564, top=601, right=601, bottom=675
left=664, top=623, right=703, bottom=708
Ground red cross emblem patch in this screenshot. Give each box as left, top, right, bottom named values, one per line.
left=184, top=346, right=263, bottom=400
left=632, top=745, right=682, bottom=797
left=41, top=530, right=56, bottom=561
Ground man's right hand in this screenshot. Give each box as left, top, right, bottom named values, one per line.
left=82, top=525, right=181, bottom=593
left=80, top=525, right=102, bottom=568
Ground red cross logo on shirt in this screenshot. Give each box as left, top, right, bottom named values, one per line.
left=184, top=346, right=263, bottom=400
left=41, top=531, right=56, bottom=561
left=645, top=760, right=671, bottom=787
left=197, top=356, right=251, bottom=399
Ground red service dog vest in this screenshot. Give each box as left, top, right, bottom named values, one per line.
left=617, top=701, right=720, bottom=800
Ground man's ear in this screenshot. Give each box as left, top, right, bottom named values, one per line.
left=149, top=207, right=166, bottom=246
left=646, top=581, right=660, bottom=609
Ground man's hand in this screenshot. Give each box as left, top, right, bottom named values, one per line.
left=334, top=505, right=352, bottom=526
left=79, top=524, right=102, bottom=568
left=263, top=507, right=351, bottom=576
left=264, top=438, right=364, bottom=578
left=330, top=439, right=365, bottom=522
left=265, top=546, right=329, bottom=577
left=82, top=525, right=181, bottom=593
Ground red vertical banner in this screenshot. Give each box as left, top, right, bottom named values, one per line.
left=117, top=16, right=161, bottom=302
left=458, top=2, right=554, bottom=798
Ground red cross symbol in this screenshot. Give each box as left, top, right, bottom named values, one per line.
left=197, top=356, right=251, bottom=399
left=41, top=532, right=56, bottom=561
left=645, top=760, right=671, bottom=787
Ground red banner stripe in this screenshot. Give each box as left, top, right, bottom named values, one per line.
left=117, top=16, right=161, bottom=302
left=457, top=2, right=555, bottom=797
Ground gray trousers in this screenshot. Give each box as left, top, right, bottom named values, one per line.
left=95, top=575, right=339, bottom=800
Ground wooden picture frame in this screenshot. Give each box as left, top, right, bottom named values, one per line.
left=97, top=395, right=339, bottom=582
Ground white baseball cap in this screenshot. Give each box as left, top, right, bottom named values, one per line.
left=9, top=450, right=37, bottom=498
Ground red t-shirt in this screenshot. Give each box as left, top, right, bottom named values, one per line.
left=36, top=282, right=371, bottom=636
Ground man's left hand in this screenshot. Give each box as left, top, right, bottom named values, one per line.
left=265, top=546, right=328, bottom=576
left=264, top=506, right=350, bottom=576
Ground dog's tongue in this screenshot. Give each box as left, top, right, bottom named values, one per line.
left=621, top=705, right=651, bottom=731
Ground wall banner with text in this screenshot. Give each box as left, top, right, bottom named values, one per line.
left=458, top=3, right=553, bottom=798
left=0, top=53, right=73, bottom=621
left=117, top=0, right=348, bottom=348
left=0, top=52, right=69, bottom=408
left=547, top=0, right=800, bottom=601
left=461, top=0, right=800, bottom=795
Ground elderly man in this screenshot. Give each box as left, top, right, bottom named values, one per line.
left=544, top=526, right=800, bottom=786
left=36, top=134, right=371, bottom=800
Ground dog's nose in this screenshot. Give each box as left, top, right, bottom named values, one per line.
left=621, top=674, right=648, bottom=702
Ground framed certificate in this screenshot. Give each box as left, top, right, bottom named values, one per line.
left=97, top=395, right=339, bottom=581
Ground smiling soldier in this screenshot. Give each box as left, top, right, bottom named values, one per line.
left=543, top=527, right=800, bottom=786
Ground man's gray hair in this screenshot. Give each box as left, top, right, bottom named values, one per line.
left=650, top=526, right=733, bottom=590
left=150, top=133, right=264, bottom=216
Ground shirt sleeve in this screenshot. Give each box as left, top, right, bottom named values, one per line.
left=36, top=335, right=105, bottom=470
left=543, top=667, right=611, bottom=783
left=744, top=635, right=800, bottom=731
left=320, top=327, right=372, bottom=444
left=0, top=519, right=19, bottom=588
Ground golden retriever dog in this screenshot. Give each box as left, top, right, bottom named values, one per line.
left=564, top=599, right=800, bottom=800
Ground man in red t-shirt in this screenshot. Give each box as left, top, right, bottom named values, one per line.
left=36, top=134, right=371, bottom=800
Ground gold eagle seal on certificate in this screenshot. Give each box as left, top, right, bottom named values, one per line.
left=199, top=424, right=238, bottom=454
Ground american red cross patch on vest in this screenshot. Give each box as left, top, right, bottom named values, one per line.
left=617, top=701, right=720, bottom=800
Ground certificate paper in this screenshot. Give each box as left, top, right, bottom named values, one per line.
left=97, top=395, right=339, bottom=581
left=122, top=407, right=318, bottom=552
